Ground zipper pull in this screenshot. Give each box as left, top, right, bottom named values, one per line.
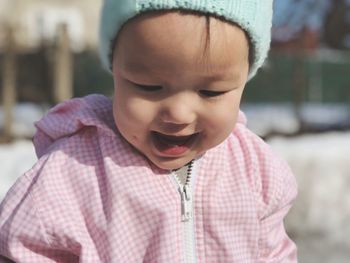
left=183, top=185, right=191, bottom=201
left=179, top=185, right=192, bottom=222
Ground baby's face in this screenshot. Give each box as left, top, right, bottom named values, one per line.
left=112, top=12, right=249, bottom=170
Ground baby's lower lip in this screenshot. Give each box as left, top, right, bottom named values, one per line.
left=151, top=132, right=198, bottom=156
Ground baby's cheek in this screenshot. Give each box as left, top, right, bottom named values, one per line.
left=126, top=98, right=156, bottom=123
left=207, top=107, right=237, bottom=131
left=202, top=115, right=233, bottom=148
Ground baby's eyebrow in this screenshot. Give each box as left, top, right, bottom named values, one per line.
left=199, top=72, right=234, bottom=82
left=197, top=66, right=243, bottom=82
left=122, top=62, right=149, bottom=73
left=122, top=60, right=171, bottom=76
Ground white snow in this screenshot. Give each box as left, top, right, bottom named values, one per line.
left=242, top=103, right=300, bottom=135
left=0, top=103, right=46, bottom=137
left=0, top=140, right=37, bottom=198
left=242, top=103, right=350, bottom=136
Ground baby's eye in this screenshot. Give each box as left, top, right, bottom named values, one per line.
left=199, top=90, right=226, bottom=97
left=135, top=84, right=162, bottom=92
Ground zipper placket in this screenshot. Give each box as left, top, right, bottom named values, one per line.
left=171, top=161, right=198, bottom=263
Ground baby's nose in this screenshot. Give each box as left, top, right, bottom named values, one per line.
left=159, top=94, right=196, bottom=125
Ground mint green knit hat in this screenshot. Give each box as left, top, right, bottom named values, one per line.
left=99, top=0, right=273, bottom=79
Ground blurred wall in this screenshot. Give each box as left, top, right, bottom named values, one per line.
left=0, top=0, right=101, bottom=52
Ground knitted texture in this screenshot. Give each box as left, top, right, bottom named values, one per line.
left=99, top=0, right=273, bottom=79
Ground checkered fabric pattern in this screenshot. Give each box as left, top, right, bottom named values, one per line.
left=0, top=94, right=298, bottom=262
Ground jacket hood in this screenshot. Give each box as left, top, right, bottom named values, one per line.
left=33, top=95, right=116, bottom=158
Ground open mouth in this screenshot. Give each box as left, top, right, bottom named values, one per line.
left=151, top=131, right=199, bottom=156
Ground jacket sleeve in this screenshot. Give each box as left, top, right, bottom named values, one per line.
left=0, top=169, right=78, bottom=262
left=257, top=156, right=298, bottom=263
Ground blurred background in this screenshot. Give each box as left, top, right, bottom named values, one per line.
left=0, top=0, right=350, bottom=262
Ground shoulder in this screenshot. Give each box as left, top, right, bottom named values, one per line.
left=224, top=120, right=298, bottom=217
left=33, top=94, right=117, bottom=157
left=29, top=119, right=140, bottom=192
left=226, top=119, right=289, bottom=174
left=0, top=128, right=136, bottom=244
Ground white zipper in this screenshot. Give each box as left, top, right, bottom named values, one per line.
left=170, top=160, right=198, bottom=263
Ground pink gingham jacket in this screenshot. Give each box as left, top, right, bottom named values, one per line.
left=0, top=94, right=297, bottom=262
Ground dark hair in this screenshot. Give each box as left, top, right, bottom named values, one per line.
left=108, top=10, right=254, bottom=70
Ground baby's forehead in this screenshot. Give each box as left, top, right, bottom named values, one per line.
left=114, top=11, right=249, bottom=66
left=113, top=12, right=249, bottom=84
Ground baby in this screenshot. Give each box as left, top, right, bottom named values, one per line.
left=0, top=0, right=298, bottom=262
